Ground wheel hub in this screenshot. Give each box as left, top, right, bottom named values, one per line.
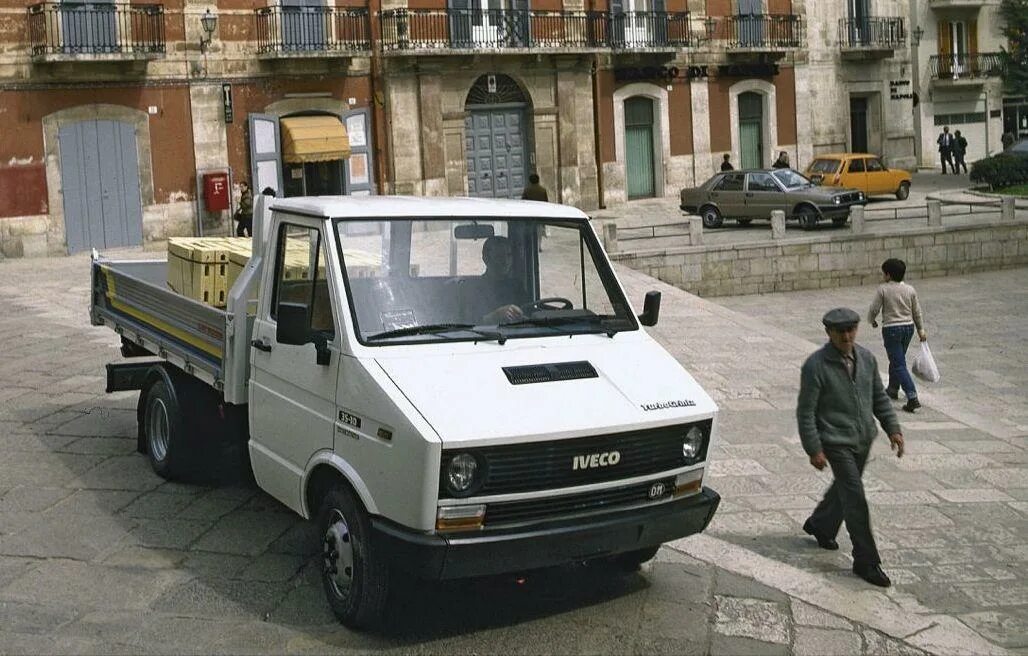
left=148, top=398, right=170, bottom=461
left=323, top=510, right=354, bottom=597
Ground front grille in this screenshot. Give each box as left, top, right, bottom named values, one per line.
left=503, top=361, right=598, bottom=385
left=439, top=421, right=711, bottom=498
left=837, top=192, right=862, bottom=204
left=484, top=477, right=675, bottom=526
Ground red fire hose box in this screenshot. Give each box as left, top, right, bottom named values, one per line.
left=202, top=172, right=230, bottom=211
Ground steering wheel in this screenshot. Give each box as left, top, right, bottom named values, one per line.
left=522, top=297, right=573, bottom=313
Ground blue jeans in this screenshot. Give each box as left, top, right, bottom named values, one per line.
left=882, top=324, right=916, bottom=400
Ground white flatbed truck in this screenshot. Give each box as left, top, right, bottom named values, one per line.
left=90, top=194, right=721, bottom=628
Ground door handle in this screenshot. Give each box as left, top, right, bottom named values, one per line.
left=251, top=338, right=272, bottom=352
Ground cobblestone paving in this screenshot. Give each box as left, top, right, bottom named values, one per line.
left=0, top=251, right=1018, bottom=655
left=663, top=268, right=1027, bottom=652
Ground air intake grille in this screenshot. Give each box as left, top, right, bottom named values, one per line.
left=503, top=361, right=598, bottom=385
left=484, top=477, right=675, bottom=526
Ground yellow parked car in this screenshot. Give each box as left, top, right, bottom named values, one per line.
left=805, top=154, right=912, bottom=200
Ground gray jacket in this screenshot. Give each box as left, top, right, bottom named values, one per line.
left=796, top=343, right=901, bottom=457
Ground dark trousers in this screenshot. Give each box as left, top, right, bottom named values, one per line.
left=954, top=153, right=968, bottom=174
left=235, top=217, right=252, bottom=237
left=807, top=444, right=880, bottom=566
left=883, top=324, right=917, bottom=400
left=939, top=149, right=954, bottom=174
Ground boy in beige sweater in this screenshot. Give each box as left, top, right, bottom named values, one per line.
left=868, top=259, right=927, bottom=412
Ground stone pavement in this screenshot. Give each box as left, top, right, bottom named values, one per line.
left=0, top=251, right=1023, bottom=655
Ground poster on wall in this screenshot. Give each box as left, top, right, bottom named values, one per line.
left=346, top=114, right=367, bottom=148
left=349, top=153, right=369, bottom=185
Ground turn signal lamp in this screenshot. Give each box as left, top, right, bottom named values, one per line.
left=436, top=504, right=486, bottom=531
left=674, top=470, right=703, bottom=497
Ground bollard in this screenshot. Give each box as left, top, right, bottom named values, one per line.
left=602, top=222, right=618, bottom=253
left=770, top=210, right=786, bottom=239
left=850, top=205, right=865, bottom=234
left=1001, top=196, right=1015, bottom=221
left=688, top=216, right=703, bottom=246
left=927, top=200, right=942, bottom=227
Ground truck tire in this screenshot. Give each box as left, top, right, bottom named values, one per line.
left=611, top=546, right=661, bottom=572
left=319, top=485, right=390, bottom=629
left=142, top=378, right=190, bottom=480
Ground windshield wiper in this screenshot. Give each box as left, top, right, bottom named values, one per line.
left=366, top=323, right=481, bottom=341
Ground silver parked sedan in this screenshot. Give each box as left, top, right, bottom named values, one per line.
left=679, top=169, right=866, bottom=230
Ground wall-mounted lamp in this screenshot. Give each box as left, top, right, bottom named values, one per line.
left=200, top=9, right=217, bottom=53
left=703, top=16, right=718, bottom=42
left=911, top=26, right=924, bottom=47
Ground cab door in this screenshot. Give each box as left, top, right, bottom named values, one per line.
left=841, top=157, right=867, bottom=192
left=249, top=219, right=340, bottom=514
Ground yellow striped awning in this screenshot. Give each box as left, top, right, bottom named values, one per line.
left=280, top=115, right=350, bottom=164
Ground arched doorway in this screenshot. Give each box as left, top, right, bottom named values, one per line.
left=464, top=74, right=530, bottom=199
left=624, top=96, right=656, bottom=198
left=738, top=92, right=764, bottom=169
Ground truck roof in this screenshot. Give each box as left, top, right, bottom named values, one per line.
left=267, top=195, right=590, bottom=221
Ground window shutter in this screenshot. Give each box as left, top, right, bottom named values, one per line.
left=968, top=20, right=977, bottom=56
left=937, top=21, right=951, bottom=58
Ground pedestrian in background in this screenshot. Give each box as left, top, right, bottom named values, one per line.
left=1002, top=131, right=1015, bottom=151
left=772, top=151, right=790, bottom=169
left=234, top=181, right=253, bottom=237
left=868, top=258, right=927, bottom=413
left=937, top=126, right=955, bottom=174
left=953, top=130, right=968, bottom=174
left=721, top=153, right=734, bottom=171
left=797, top=308, right=905, bottom=588
left=521, top=173, right=549, bottom=202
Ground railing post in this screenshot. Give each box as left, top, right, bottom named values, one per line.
left=927, top=200, right=942, bottom=227
left=850, top=205, right=865, bottom=234
left=602, top=222, right=618, bottom=253
left=688, top=216, right=703, bottom=245
left=770, top=210, right=786, bottom=239
left=1001, top=197, right=1015, bottom=221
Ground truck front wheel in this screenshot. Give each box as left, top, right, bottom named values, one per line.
left=143, top=378, right=188, bottom=480
left=319, top=486, right=390, bottom=629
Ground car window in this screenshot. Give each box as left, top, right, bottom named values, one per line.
left=714, top=173, right=744, bottom=191
left=771, top=169, right=813, bottom=189
left=808, top=159, right=840, bottom=174
left=848, top=158, right=866, bottom=173
left=747, top=172, right=779, bottom=192
left=866, top=158, right=885, bottom=172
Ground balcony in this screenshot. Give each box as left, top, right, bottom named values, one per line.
left=255, top=6, right=370, bottom=58
left=928, top=0, right=1000, bottom=9
left=708, top=14, right=804, bottom=56
left=378, top=9, right=690, bottom=54
left=27, top=2, right=165, bottom=62
left=838, top=17, right=905, bottom=59
left=929, top=52, right=1004, bottom=85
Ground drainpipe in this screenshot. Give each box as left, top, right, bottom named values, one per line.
left=592, top=58, right=606, bottom=209
left=368, top=0, right=393, bottom=193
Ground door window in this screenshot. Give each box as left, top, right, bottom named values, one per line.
left=866, top=158, right=885, bottom=172
left=746, top=172, right=779, bottom=192
left=714, top=173, right=745, bottom=191
left=808, top=159, right=841, bottom=174
left=271, top=224, right=335, bottom=337
left=847, top=158, right=866, bottom=173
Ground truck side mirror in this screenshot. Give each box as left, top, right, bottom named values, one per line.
left=277, top=302, right=312, bottom=346
left=638, top=291, right=661, bottom=327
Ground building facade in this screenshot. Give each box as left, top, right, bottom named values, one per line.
left=0, top=0, right=1011, bottom=258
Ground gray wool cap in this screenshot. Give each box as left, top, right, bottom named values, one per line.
left=822, top=307, right=861, bottom=329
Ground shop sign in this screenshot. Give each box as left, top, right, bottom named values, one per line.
left=614, top=65, right=710, bottom=82
left=222, top=84, right=234, bottom=123
left=716, top=63, right=779, bottom=78
left=889, top=80, right=914, bottom=100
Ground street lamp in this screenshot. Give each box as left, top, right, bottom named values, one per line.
left=911, top=26, right=923, bottom=47
left=200, top=9, right=217, bottom=53
left=703, top=15, right=717, bottom=42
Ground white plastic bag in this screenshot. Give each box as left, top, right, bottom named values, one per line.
left=912, top=341, right=940, bottom=383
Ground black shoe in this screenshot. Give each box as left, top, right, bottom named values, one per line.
left=886, top=388, right=899, bottom=400
left=902, top=398, right=921, bottom=413
left=853, top=562, right=892, bottom=587
left=803, top=519, right=839, bottom=550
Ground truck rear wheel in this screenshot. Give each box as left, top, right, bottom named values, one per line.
left=319, top=486, right=390, bottom=629
left=143, top=378, right=189, bottom=480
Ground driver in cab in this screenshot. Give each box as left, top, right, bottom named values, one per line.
left=477, top=236, right=527, bottom=324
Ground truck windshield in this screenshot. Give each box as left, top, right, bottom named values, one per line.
left=334, top=218, right=638, bottom=344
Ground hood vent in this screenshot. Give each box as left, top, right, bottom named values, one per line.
left=503, top=361, right=598, bottom=385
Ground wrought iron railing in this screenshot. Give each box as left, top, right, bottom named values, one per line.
left=838, top=16, right=905, bottom=49
left=27, top=2, right=165, bottom=56
left=929, top=52, right=1004, bottom=79
left=255, top=6, right=370, bottom=54
left=379, top=9, right=690, bottom=51
left=710, top=14, right=803, bottom=49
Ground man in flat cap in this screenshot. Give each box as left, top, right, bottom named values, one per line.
left=796, top=307, right=905, bottom=587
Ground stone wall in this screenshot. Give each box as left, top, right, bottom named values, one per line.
left=609, top=220, right=1028, bottom=298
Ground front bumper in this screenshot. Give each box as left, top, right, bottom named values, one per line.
left=817, top=204, right=857, bottom=219
left=370, top=486, right=720, bottom=580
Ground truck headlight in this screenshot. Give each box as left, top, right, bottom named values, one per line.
left=446, top=453, right=479, bottom=495
left=683, top=426, right=704, bottom=460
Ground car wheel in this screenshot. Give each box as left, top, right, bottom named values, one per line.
left=797, top=206, right=819, bottom=231
left=700, top=205, right=724, bottom=229
left=320, top=485, right=390, bottom=629
left=896, top=181, right=910, bottom=201
left=737, top=219, right=753, bottom=226
left=832, top=217, right=848, bottom=226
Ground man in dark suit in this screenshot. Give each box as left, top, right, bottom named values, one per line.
left=937, top=126, right=955, bottom=174
left=797, top=308, right=905, bottom=587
